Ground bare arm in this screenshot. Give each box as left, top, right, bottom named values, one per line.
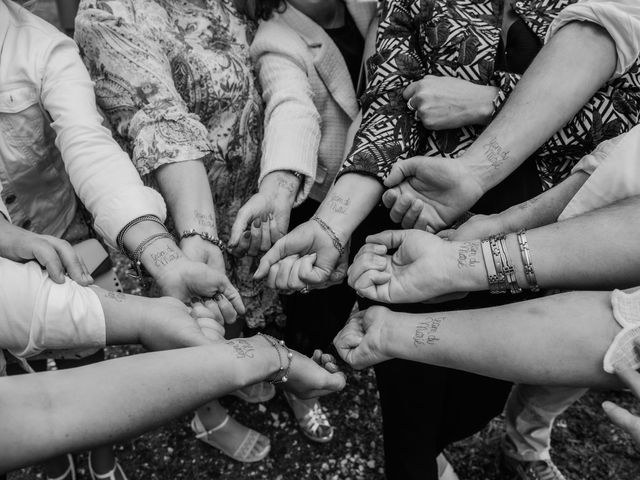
left=463, top=21, right=617, bottom=192
left=336, top=291, right=621, bottom=387
left=382, top=290, right=620, bottom=386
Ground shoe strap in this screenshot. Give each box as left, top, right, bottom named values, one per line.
left=193, top=413, right=230, bottom=439
left=47, top=454, right=76, bottom=480
left=88, top=452, right=127, bottom=480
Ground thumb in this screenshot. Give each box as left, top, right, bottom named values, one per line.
left=255, top=230, right=309, bottom=279
left=190, top=268, right=246, bottom=315
left=230, top=201, right=259, bottom=247
left=365, top=229, right=406, bottom=250
left=384, top=156, right=421, bottom=187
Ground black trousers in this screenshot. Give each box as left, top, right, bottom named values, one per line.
left=281, top=198, right=357, bottom=356
left=351, top=158, right=543, bottom=480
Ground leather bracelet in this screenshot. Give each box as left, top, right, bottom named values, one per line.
left=517, top=229, right=540, bottom=292
left=179, top=229, right=226, bottom=252
left=498, top=234, right=522, bottom=294
left=488, top=234, right=507, bottom=294
left=128, top=232, right=175, bottom=283
left=311, top=215, right=345, bottom=256
left=258, top=333, right=293, bottom=384
left=481, top=238, right=504, bottom=294
left=117, top=214, right=167, bottom=257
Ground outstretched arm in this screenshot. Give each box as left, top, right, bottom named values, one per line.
left=348, top=195, right=640, bottom=304
left=335, top=290, right=621, bottom=387
left=0, top=335, right=346, bottom=472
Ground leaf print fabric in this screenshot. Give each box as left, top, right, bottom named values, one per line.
left=341, top=0, right=640, bottom=191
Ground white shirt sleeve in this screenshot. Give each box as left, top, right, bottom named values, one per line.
left=559, top=125, right=640, bottom=221
left=40, top=35, right=167, bottom=248
left=0, top=257, right=106, bottom=359
left=546, top=0, right=640, bottom=79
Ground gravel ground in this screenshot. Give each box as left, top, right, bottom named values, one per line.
left=8, top=2, right=640, bottom=479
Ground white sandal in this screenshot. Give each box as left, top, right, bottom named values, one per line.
left=191, top=413, right=270, bottom=462
left=230, top=381, right=276, bottom=404
left=47, top=454, right=76, bottom=480
left=88, top=452, right=128, bottom=480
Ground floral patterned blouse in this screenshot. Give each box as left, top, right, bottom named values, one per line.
left=340, top=0, right=640, bottom=190
left=76, top=0, right=284, bottom=328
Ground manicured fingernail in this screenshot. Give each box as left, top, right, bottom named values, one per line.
left=602, top=401, right=613, bottom=412
left=262, top=213, right=269, bottom=222
left=253, top=218, right=261, bottom=228
left=374, top=245, right=386, bottom=254
left=244, top=230, right=251, bottom=239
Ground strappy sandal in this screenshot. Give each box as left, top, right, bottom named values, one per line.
left=88, top=452, right=128, bottom=480
left=284, top=391, right=334, bottom=443
left=47, top=454, right=76, bottom=480
left=190, top=413, right=270, bottom=462
left=230, top=381, right=276, bottom=404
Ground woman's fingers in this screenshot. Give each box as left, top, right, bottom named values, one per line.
left=353, top=242, right=387, bottom=263
left=247, top=218, right=263, bottom=256
left=213, top=293, right=237, bottom=325
left=260, top=216, right=272, bottom=253
left=31, top=241, right=66, bottom=284
left=232, top=230, right=252, bottom=256
left=196, top=317, right=226, bottom=340
left=202, top=298, right=225, bottom=324
left=50, top=239, right=93, bottom=285
left=387, top=189, right=416, bottom=225
left=347, top=252, right=388, bottom=287
left=353, top=270, right=391, bottom=297
left=401, top=199, right=424, bottom=229
left=287, top=256, right=307, bottom=291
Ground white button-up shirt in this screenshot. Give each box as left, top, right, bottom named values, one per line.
left=0, top=0, right=166, bottom=246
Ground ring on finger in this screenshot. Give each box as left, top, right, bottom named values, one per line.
left=406, top=98, right=415, bottom=111
left=299, top=284, right=310, bottom=295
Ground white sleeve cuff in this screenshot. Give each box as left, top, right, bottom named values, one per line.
left=0, top=258, right=107, bottom=359
left=546, top=0, right=640, bottom=79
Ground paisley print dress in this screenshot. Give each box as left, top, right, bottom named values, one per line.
left=76, top=0, right=284, bottom=328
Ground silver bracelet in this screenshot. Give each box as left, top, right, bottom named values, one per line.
left=498, top=234, right=522, bottom=294
left=311, top=215, right=345, bottom=256
left=517, top=229, right=540, bottom=292
left=481, top=238, right=504, bottom=294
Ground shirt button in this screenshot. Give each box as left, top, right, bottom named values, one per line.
left=4, top=194, right=16, bottom=205
left=22, top=219, right=32, bottom=229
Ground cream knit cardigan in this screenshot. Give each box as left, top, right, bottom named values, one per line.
left=250, top=1, right=377, bottom=204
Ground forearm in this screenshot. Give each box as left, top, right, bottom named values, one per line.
left=463, top=21, right=617, bottom=192
left=155, top=160, right=217, bottom=236
left=383, top=290, right=620, bottom=387
left=0, top=337, right=278, bottom=472
left=315, top=173, right=384, bottom=241
left=499, top=171, right=589, bottom=231
left=517, top=196, right=640, bottom=289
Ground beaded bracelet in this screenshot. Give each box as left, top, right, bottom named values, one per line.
left=517, top=229, right=540, bottom=292
left=311, top=215, right=345, bottom=256
left=258, top=333, right=293, bottom=384
left=128, top=232, right=175, bottom=282
left=498, top=234, right=522, bottom=294
left=179, top=229, right=226, bottom=251
left=116, top=214, right=167, bottom=257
